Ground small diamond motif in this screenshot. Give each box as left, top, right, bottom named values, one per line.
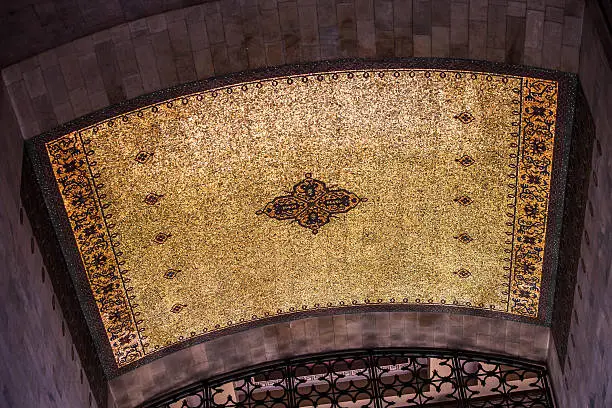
left=454, top=111, right=475, bottom=124
left=454, top=269, right=472, bottom=279
left=153, top=232, right=172, bottom=244
left=454, top=233, right=473, bottom=244
left=456, top=155, right=475, bottom=167
left=164, top=269, right=180, bottom=279
left=170, top=303, right=187, bottom=313
left=144, top=193, right=164, bottom=205
left=454, top=195, right=473, bottom=206
left=135, top=151, right=154, bottom=164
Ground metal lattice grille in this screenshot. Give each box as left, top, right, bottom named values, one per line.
left=140, top=349, right=555, bottom=408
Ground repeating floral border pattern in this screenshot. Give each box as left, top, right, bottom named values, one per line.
left=45, top=70, right=558, bottom=367
left=510, top=79, right=558, bottom=317
left=46, top=135, right=144, bottom=366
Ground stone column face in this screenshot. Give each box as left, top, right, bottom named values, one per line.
left=0, top=81, right=106, bottom=407
left=546, top=2, right=612, bottom=408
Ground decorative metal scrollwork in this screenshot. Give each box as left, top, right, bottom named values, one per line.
left=141, top=348, right=555, bottom=407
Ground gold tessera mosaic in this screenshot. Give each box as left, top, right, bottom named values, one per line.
left=46, top=70, right=559, bottom=367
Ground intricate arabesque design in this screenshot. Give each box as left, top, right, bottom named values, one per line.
left=46, top=134, right=143, bottom=366
left=141, top=349, right=555, bottom=408
left=257, top=173, right=367, bottom=234
left=510, top=79, right=557, bottom=316
left=44, top=69, right=560, bottom=368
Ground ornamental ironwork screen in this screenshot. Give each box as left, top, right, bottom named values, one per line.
left=140, top=348, right=555, bottom=408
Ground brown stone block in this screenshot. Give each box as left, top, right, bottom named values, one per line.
left=115, top=40, right=140, bottom=77
left=175, top=56, right=197, bottom=83
left=168, top=20, right=193, bottom=57
left=193, top=48, right=215, bottom=79
left=165, top=8, right=188, bottom=24
left=260, top=0, right=280, bottom=10
left=59, top=52, right=86, bottom=92
left=356, top=19, right=376, bottom=57
left=227, top=45, right=249, bottom=72
left=523, top=45, right=542, bottom=65
left=284, top=33, right=302, bottom=63
left=204, top=5, right=226, bottom=44
left=244, top=37, right=266, bottom=68
left=505, top=15, right=525, bottom=63
left=562, top=15, right=582, bottom=46
left=53, top=102, right=75, bottom=125
left=79, top=52, right=105, bottom=97
left=544, top=5, right=564, bottom=22
left=301, top=44, right=322, bottom=61
left=265, top=41, right=285, bottom=66
left=147, top=14, right=167, bottom=34
left=188, top=21, right=210, bottom=53
left=395, top=35, right=413, bottom=57
left=274, top=322, right=293, bottom=355
left=375, top=29, right=395, bottom=57
left=469, top=0, right=488, bottom=21
left=303, top=317, right=322, bottom=353
left=298, top=4, right=320, bottom=44
left=289, top=319, right=307, bottom=348
left=23, top=67, right=46, bottom=100
left=507, top=0, right=527, bottom=16
left=468, top=20, right=487, bottom=59
left=210, top=44, right=231, bottom=75
left=355, top=0, right=374, bottom=20
left=525, top=9, right=544, bottom=48
left=487, top=4, right=507, bottom=49
left=432, top=0, right=451, bottom=26
left=150, top=31, right=179, bottom=88
left=31, top=93, right=57, bottom=132
left=542, top=21, right=562, bottom=69
left=393, top=0, right=413, bottom=28
left=110, top=23, right=131, bottom=45
left=279, top=1, right=300, bottom=31
left=413, top=34, right=432, bottom=56
left=261, top=8, right=282, bottom=42
left=450, top=2, right=469, bottom=46
left=337, top=3, right=357, bottom=56
left=564, top=0, right=584, bottom=17
left=374, top=0, right=394, bottom=31
left=560, top=44, right=580, bottom=72
left=37, top=49, right=59, bottom=71
left=318, top=0, right=338, bottom=28
left=413, top=0, right=432, bottom=35
left=122, top=74, right=144, bottom=99
left=431, top=26, right=450, bottom=57
left=527, top=0, right=545, bottom=11
left=186, top=4, right=206, bottom=24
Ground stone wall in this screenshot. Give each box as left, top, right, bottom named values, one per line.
left=110, top=311, right=550, bottom=407
left=2, top=0, right=584, bottom=140
left=0, top=81, right=106, bottom=408
left=546, top=1, right=612, bottom=407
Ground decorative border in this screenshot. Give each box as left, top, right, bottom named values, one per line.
left=46, top=134, right=145, bottom=366
left=24, top=58, right=576, bottom=378
left=510, top=79, right=558, bottom=316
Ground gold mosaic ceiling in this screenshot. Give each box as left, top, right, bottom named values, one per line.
left=46, top=69, right=559, bottom=367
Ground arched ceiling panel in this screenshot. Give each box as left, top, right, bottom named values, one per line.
left=26, top=61, right=574, bottom=375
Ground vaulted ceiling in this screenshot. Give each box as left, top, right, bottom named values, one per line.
left=27, top=61, right=573, bottom=374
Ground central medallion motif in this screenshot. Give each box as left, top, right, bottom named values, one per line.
left=257, top=173, right=367, bottom=234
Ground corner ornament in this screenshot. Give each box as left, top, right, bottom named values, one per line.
left=257, top=173, right=367, bottom=234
